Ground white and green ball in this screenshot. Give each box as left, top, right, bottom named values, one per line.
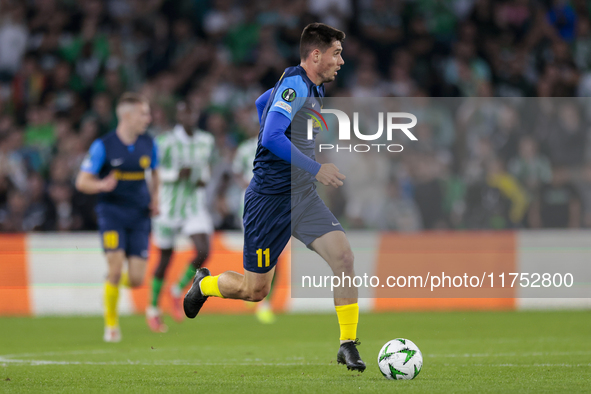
left=377, top=338, right=423, bottom=380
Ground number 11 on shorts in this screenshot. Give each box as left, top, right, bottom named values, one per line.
left=256, top=248, right=270, bottom=268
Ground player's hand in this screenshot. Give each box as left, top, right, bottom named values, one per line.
left=150, top=200, right=160, bottom=217
left=216, top=199, right=229, bottom=215
left=315, top=163, right=346, bottom=188
left=179, top=168, right=191, bottom=179
left=100, top=171, right=118, bottom=192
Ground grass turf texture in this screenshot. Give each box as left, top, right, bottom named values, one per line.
left=1, top=311, right=590, bottom=393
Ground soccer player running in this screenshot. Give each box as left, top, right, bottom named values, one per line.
left=147, top=101, right=215, bottom=332
left=184, top=23, right=366, bottom=371
left=76, top=93, right=159, bottom=342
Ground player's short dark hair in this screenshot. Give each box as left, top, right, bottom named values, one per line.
left=300, top=23, right=345, bottom=60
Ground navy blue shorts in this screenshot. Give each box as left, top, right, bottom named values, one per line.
left=96, top=203, right=151, bottom=259
left=242, top=185, right=344, bottom=273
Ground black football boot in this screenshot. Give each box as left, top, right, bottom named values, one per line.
left=183, top=268, right=211, bottom=318
left=337, top=339, right=366, bottom=372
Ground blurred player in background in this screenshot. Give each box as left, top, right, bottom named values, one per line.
left=233, top=122, right=276, bottom=324
left=184, top=23, right=366, bottom=371
left=147, top=102, right=215, bottom=333
left=75, top=93, right=158, bottom=342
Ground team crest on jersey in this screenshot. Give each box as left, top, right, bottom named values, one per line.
left=281, top=88, right=296, bottom=102
left=139, top=155, right=151, bottom=169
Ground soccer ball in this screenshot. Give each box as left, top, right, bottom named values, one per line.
left=377, top=338, right=423, bottom=380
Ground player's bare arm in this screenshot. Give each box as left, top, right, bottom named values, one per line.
left=75, top=170, right=118, bottom=194
left=150, top=168, right=160, bottom=217
left=179, top=167, right=191, bottom=179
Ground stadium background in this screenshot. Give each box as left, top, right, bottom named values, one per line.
left=0, top=0, right=590, bottom=315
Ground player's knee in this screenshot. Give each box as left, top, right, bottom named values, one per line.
left=248, top=291, right=268, bottom=303
left=159, top=248, right=173, bottom=261
left=108, top=272, right=121, bottom=284
left=153, top=262, right=167, bottom=279
left=128, top=274, right=144, bottom=288
left=331, top=249, right=355, bottom=276
left=154, top=249, right=173, bottom=279
left=153, top=267, right=166, bottom=280
left=246, top=285, right=270, bottom=302
left=196, top=246, right=210, bottom=263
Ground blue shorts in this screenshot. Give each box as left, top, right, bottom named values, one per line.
left=96, top=203, right=151, bottom=259
left=243, top=185, right=344, bottom=273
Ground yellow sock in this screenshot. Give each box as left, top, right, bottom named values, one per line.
left=104, top=282, right=119, bottom=328
left=119, top=271, right=130, bottom=288
left=335, top=303, right=359, bottom=341
left=200, top=275, right=224, bottom=298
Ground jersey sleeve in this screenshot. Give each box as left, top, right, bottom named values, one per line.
left=261, top=111, right=321, bottom=176
left=150, top=139, right=159, bottom=169
left=267, top=75, right=308, bottom=122
left=80, top=139, right=105, bottom=175
left=255, top=88, right=273, bottom=123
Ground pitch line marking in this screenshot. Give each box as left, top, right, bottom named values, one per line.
left=0, top=357, right=329, bottom=367
left=428, top=350, right=591, bottom=358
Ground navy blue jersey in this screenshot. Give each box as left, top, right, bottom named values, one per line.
left=250, top=65, right=324, bottom=195
left=80, top=130, right=158, bottom=209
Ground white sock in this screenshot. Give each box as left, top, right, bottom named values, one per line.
left=146, top=305, right=160, bottom=317
left=170, top=284, right=181, bottom=297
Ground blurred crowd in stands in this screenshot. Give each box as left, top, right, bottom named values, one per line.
left=1, top=0, right=591, bottom=232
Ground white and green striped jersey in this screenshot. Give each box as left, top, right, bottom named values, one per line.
left=232, top=137, right=258, bottom=183
left=156, top=125, right=214, bottom=222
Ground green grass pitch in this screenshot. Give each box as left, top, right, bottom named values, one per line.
left=1, top=311, right=590, bottom=393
